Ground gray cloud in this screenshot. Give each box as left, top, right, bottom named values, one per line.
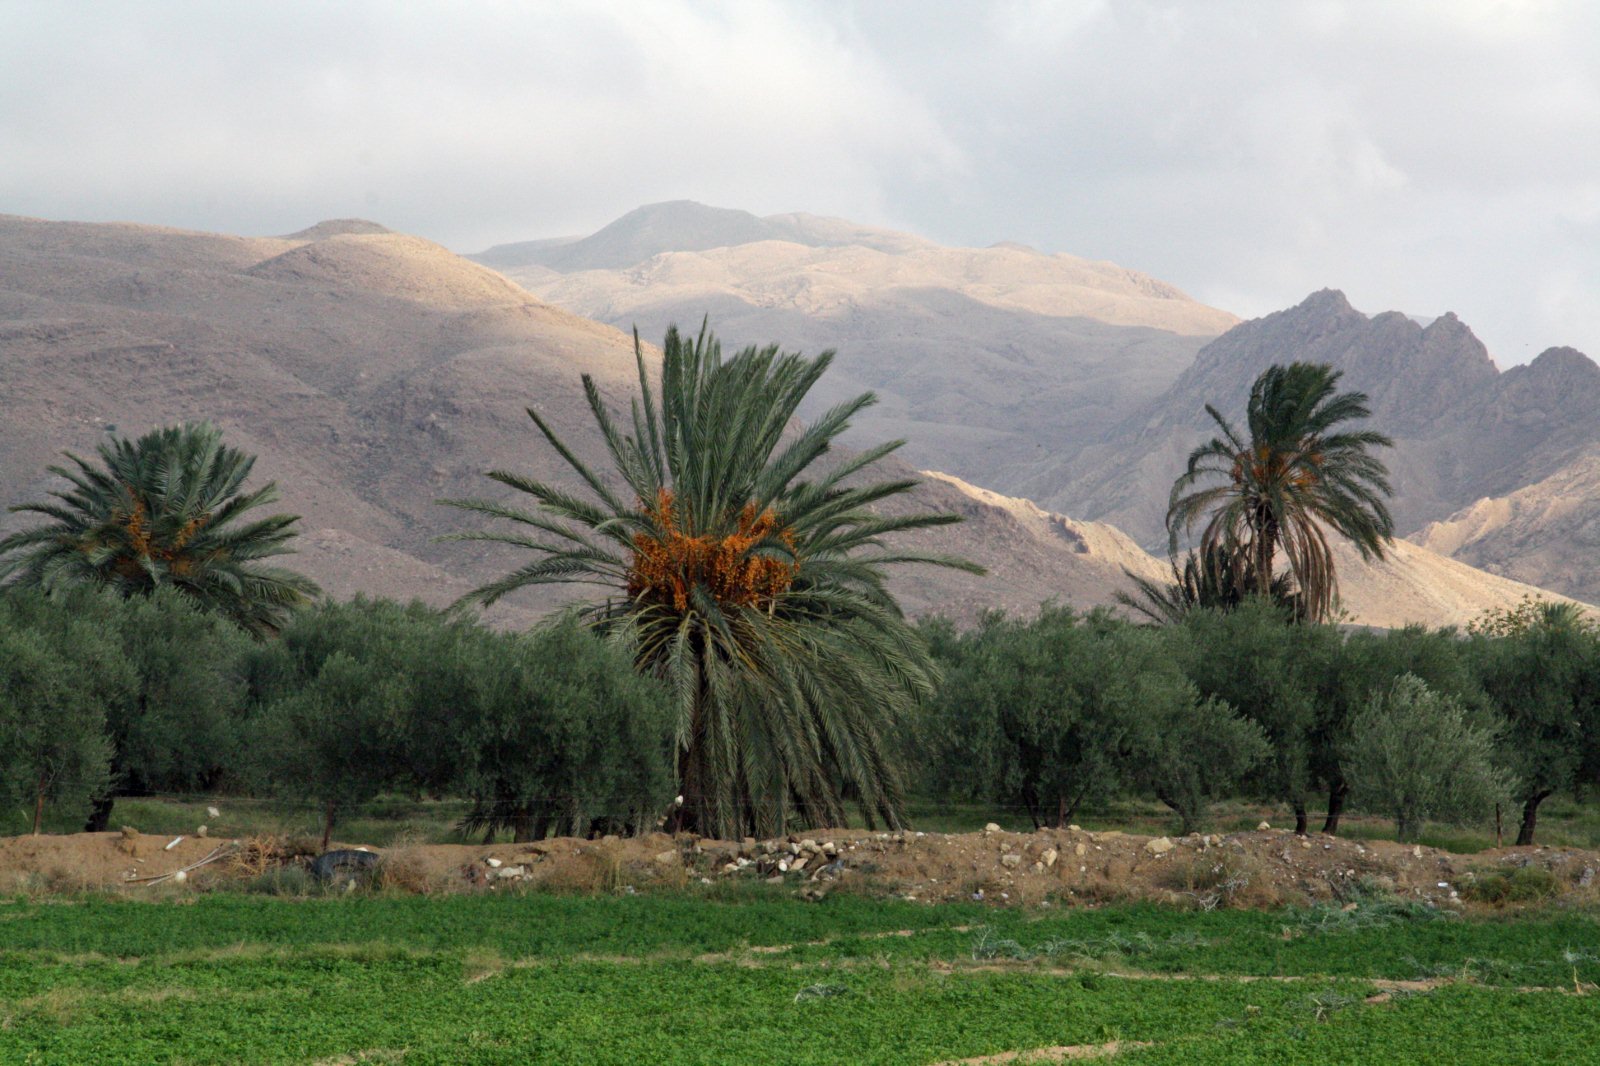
left=2, top=0, right=1595, bottom=362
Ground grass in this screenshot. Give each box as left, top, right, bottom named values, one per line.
left=17, top=792, right=1600, bottom=851
left=1, top=892, right=1597, bottom=1063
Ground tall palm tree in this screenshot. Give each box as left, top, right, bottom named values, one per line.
left=0, top=422, right=319, bottom=636
left=442, top=324, right=979, bottom=839
left=1166, top=362, right=1393, bottom=623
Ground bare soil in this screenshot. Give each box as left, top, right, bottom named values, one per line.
left=4, top=823, right=1599, bottom=911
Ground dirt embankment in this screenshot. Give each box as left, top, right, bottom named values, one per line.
left=3, top=824, right=1597, bottom=910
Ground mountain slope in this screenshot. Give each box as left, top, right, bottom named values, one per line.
left=1039, top=291, right=1600, bottom=600
left=485, top=201, right=1238, bottom=492
left=0, top=214, right=1581, bottom=629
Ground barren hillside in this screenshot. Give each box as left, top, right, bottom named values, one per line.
left=0, top=214, right=1583, bottom=629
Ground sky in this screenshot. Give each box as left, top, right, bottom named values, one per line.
left=3, top=1, right=1597, bottom=365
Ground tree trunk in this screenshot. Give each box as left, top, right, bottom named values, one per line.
left=512, top=807, right=534, bottom=844
left=1516, top=791, right=1551, bottom=847
left=84, top=793, right=116, bottom=833
left=1293, top=802, right=1308, bottom=836
left=1322, top=781, right=1348, bottom=835
left=1395, top=810, right=1418, bottom=844
left=33, top=772, right=47, bottom=835
left=321, top=802, right=335, bottom=852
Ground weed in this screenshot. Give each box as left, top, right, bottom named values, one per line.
left=1460, top=866, right=1561, bottom=906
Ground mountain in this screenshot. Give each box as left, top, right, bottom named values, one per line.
left=1029, top=291, right=1600, bottom=602
left=0, top=212, right=1186, bottom=625
left=481, top=201, right=1239, bottom=492
left=473, top=200, right=932, bottom=271
left=0, top=214, right=1582, bottom=629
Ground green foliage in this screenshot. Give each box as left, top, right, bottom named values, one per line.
left=1472, top=609, right=1600, bottom=843
left=1174, top=599, right=1328, bottom=823
left=1125, top=681, right=1270, bottom=836
left=925, top=606, right=1140, bottom=826
left=1343, top=675, right=1510, bottom=842
left=1117, top=542, right=1303, bottom=625
left=924, top=608, right=1268, bottom=834
left=1167, top=362, right=1394, bottom=623
left=0, top=421, right=320, bottom=635
left=245, top=599, right=673, bottom=844
left=443, top=324, right=978, bottom=838
left=450, top=619, right=675, bottom=839
left=0, top=591, right=128, bottom=831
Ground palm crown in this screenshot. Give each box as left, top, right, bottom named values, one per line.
left=443, top=324, right=979, bottom=838
left=1166, top=362, right=1394, bottom=623
left=0, top=422, right=319, bottom=636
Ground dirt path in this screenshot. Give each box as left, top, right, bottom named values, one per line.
left=4, top=825, right=1598, bottom=911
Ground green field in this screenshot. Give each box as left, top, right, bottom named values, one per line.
left=3, top=890, right=1598, bottom=1064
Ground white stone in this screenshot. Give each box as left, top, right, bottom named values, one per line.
left=486, top=858, right=503, bottom=868
left=1145, top=837, right=1174, bottom=855
left=1041, top=847, right=1059, bottom=868
left=206, top=806, right=220, bottom=819
left=1000, top=853, right=1022, bottom=868
left=1257, top=821, right=1271, bottom=831
left=983, top=823, right=1002, bottom=834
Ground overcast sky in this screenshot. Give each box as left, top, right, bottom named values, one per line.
left=4, top=1, right=1596, bottom=364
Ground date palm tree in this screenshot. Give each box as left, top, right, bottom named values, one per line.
left=443, top=324, right=979, bottom=839
left=1166, top=362, right=1393, bottom=624
left=1116, top=542, right=1303, bottom=625
left=0, top=422, right=319, bottom=636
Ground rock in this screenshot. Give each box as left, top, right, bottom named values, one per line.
left=983, top=823, right=1002, bottom=835
left=1257, top=821, right=1272, bottom=831
left=1000, top=853, right=1022, bottom=868
left=1073, top=843, right=1087, bottom=858
left=1067, top=824, right=1081, bottom=832
left=1413, top=845, right=1424, bottom=859
left=493, top=865, right=527, bottom=880
left=821, top=842, right=839, bottom=858
left=1580, top=867, right=1595, bottom=888
left=791, top=856, right=810, bottom=872
left=206, top=806, right=221, bottom=819
left=653, top=851, right=679, bottom=866
left=1145, top=837, right=1174, bottom=856
left=722, top=862, right=740, bottom=874
left=196, top=825, right=208, bottom=838
left=1041, top=847, right=1059, bottom=868
left=309, top=849, right=379, bottom=883
left=486, top=857, right=503, bottom=868
left=173, top=869, right=187, bottom=883
left=800, top=839, right=818, bottom=852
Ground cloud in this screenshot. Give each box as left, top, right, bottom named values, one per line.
left=0, top=2, right=962, bottom=247
left=1, top=0, right=1595, bottom=361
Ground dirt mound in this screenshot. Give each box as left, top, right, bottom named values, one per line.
left=5, top=826, right=1597, bottom=911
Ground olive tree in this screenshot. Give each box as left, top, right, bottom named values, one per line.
left=0, top=592, right=128, bottom=832
left=451, top=620, right=675, bottom=841
left=1343, top=674, right=1508, bottom=843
